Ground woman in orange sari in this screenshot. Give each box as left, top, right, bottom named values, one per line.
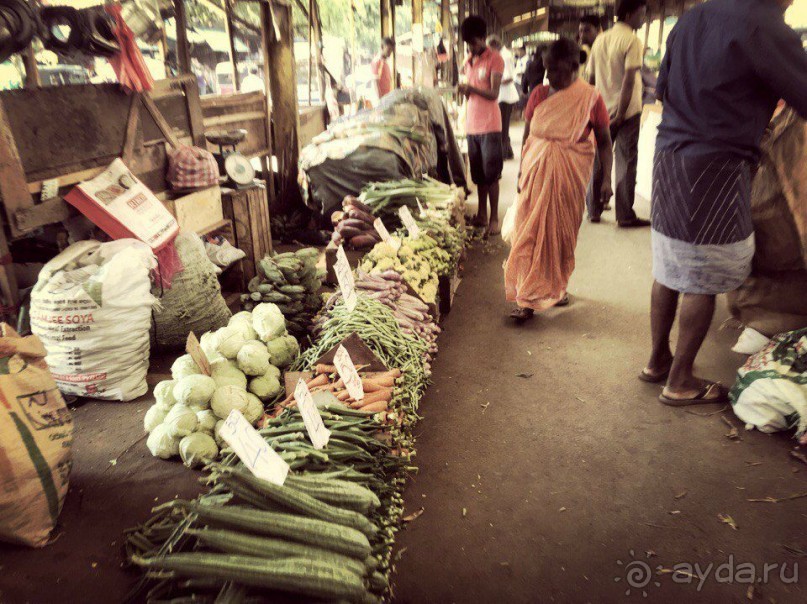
left=505, top=39, right=614, bottom=320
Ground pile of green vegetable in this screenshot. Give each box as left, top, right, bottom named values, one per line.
left=359, top=241, right=438, bottom=304
left=241, top=248, right=324, bottom=339
left=144, top=304, right=298, bottom=465
left=360, top=177, right=461, bottom=228
left=404, top=217, right=466, bottom=273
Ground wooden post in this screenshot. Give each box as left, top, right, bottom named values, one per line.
left=657, top=1, right=666, bottom=50
left=224, top=0, right=240, bottom=91
left=21, top=47, right=40, bottom=89
left=174, top=0, right=191, bottom=74
left=381, top=0, right=396, bottom=89
left=412, top=0, right=423, bottom=86
left=308, top=0, right=314, bottom=104
left=262, top=0, right=301, bottom=211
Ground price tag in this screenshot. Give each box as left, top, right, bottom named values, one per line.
left=334, top=344, right=364, bottom=401
left=399, top=206, right=421, bottom=239
left=220, top=410, right=289, bottom=485
left=416, top=198, right=425, bottom=215
left=294, top=379, right=331, bottom=449
left=186, top=332, right=211, bottom=375
left=41, top=178, right=59, bottom=201
left=335, top=245, right=358, bottom=312
left=373, top=218, right=400, bottom=252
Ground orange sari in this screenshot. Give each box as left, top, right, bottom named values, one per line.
left=504, top=79, right=599, bottom=310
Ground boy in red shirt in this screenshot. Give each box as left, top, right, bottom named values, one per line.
left=458, top=16, right=504, bottom=236
left=371, top=37, right=395, bottom=101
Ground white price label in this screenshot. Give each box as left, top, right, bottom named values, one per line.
left=335, top=245, right=358, bottom=312
left=399, top=206, right=421, bottom=239
left=294, top=379, right=331, bottom=449
left=334, top=344, right=364, bottom=401
left=373, top=218, right=400, bottom=251
left=220, top=410, right=289, bottom=485
left=41, top=178, right=59, bottom=201
left=416, top=198, right=425, bottom=215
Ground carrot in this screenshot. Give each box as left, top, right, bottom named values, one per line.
left=306, top=373, right=329, bottom=388
left=361, top=379, right=383, bottom=392
left=315, top=364, right=337, bottom=375
left=358, top=400, right=388, bottom=412
left=358, top=389, right=391, bottom=405
left=336, top=390, right=352, bottom=401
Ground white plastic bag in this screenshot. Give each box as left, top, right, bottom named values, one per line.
left=502, top=196, right=520, bottom=245
left=30, top=239, right=157, bottom=401
left=731, top=327, right=771, bottom=355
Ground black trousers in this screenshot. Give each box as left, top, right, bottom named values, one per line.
left=586, top=113, right=640, bottom=223
left=499, top=102, right=514, bottom=159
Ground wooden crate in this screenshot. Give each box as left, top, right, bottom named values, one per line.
left=324, top=242, right=365, bottom=284
left=221, top=184, right=272, bottom=288
left=161, top=186, right=223, bottom=234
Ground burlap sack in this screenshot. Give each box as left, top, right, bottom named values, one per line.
left=0, top=324, right=73, bottom=547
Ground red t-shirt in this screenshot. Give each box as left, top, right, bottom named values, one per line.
left=525, top=85, right=610, bottom=139
left=463, top=47, right=505, bottom=135
left=371, top=55, right=392, bottom=98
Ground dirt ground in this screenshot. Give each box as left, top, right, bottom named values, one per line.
left=391, top=128, right=807, bottom=603
left=1, top=127, right=805, bottom=604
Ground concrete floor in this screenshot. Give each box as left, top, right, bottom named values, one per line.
left=392, top=126, right=807, bottom=603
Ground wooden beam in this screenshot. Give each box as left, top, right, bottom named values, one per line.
left=412, top=0, right=423, bottom=85
left=21, top=46, right=40, bottom=89
left=263, top=0, right=301, bottom=211
left=259, top=1, right=277, bottom=203
left=225, top=0, right=241, bottom=91
left=381, top=0, right=396, bottom=89
left=0, top=99, right=35, bottom=239
left=174, top=0, right=192, bottom=74
left=308, top=0, right=314, bottom=104
left=658, top=1, right=666, bottom=50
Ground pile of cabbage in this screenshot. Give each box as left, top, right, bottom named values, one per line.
left=144, top=303, right=299, bottom=467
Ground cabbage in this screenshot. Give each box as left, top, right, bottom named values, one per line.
left=243, top=392, right=265, bottom=425
left=144, top=404, right=168, bottom=433
left=173, top=374, right=216, bottom=407
left=216, top=325, right=247, bottom=359
left=196, top=409, right=218, bottom=433
left=265, top=334, right=299, bottom=368
left=154, top=380, right=178, bottom=410
left=210, top=385, right=251, bottom=419
left=264, top=364, right=281, bottom=381
left=237, top=341, right=271, bottom=376
left=199, top=331, right=223, bottom=363
left=147, top=424, right=180, bottom=459
left=179, top=432, right=219, bottom=468
left=164, top=404, right=198, bottom=437
left=211, top=359, right=248, bottom=389
left=171, top=354, right=202, bottom=380
left=213, top=419, right=226, bottom=447
left=252, top=303, right=286, bottom=342
left=249, top=372, right=282, bottom=401
left=229, top=313, right=258, bottom=341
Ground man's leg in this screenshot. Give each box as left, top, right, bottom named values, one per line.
left=586, top=147, right=603, bottom=221
left=477, top=184, right=489, bottom=225
left=488, top=180, right=500, bottom=234
left=500, top=103, right=514, bottom=159
left=645, top=280, right=678, bottom=376
left=665, top=293, right=716, bottom=395
left=614, top=115, right=641, bottom=225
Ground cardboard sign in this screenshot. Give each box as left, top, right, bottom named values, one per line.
left=220, top=410, right=289, bottom=485
left=374, top=218, right=400, bottom=251
left=294, top=379, right=331, bottom=449
left=335, top=245, right=358, bottom=312
left=186, top=332, right=211, bottom=375
left=416, top=198, right=425, bottom=215
left=399, top=206, right=421, bottom=239
left=334, top=344, right=364, bottom=401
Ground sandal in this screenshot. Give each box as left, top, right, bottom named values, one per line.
left=659, top=382, right=729, bottom=407
left=554, top=294, right=570, bottom=307
left=509, top=307, right=534, bottom=322
left=638, top=366, right=671, bottom=383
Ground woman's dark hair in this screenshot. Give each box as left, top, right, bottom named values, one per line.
left=461, top=16, right=487, bottom=43
left=542, top=38, right=581, bottom=68
left=382, top=36, right=395, bottom=49
left=617, top=0, right=647, bottom=21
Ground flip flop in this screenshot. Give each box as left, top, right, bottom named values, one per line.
left=638, top=366, right=671, bottom=383
left=659, top=382, right=729, bottom=407
left=509, top=307, right=534, bottom=322
left=554, top=293, right=570, bottom=307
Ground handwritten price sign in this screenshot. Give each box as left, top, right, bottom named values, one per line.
left=219, top=410, right=289, bottom=485
left=294, top=379, right=331, bottom=449
left=335, top=245, right=358, bottom=312
left=374, top=218, right=400, bottom=251
left=334, top=344, right=364, bottom=401
left=399, top=206, right=421, bottom=239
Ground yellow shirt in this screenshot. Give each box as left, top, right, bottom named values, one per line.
left=587, top=22, right=644, bottom=120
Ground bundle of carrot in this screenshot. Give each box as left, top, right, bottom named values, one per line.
left=272, top=364, right=403, bottom=416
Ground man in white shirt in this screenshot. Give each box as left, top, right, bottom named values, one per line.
left=586, top=0, right=649, bottom=227
left=240, top=66, right=264, bottom=93
left=487, top=35, right=520, bottom=160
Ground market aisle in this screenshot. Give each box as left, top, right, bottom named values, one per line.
left=392, top=125, right=806, bottom=603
